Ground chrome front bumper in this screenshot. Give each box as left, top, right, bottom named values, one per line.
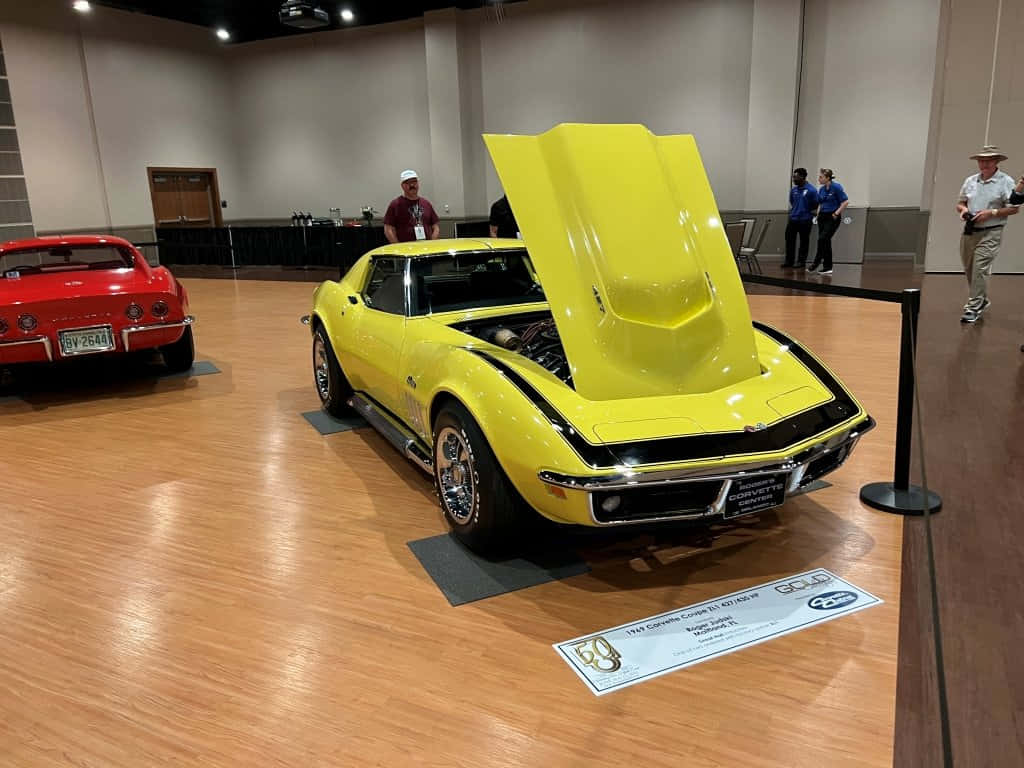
left=537, top=416, right=875, bottom=526
left=122, top=315, right=194, bottom=352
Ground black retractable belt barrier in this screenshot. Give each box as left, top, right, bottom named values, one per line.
left=859, top=288, right=942, bottom=514
left=739, top=274, right=942, bottom=515
left=746, top=270, right=951, bottom=767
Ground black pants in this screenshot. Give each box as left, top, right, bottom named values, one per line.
left=784, top=219, right=813, bottom=266
left=811, top=214, right=842, bottom=270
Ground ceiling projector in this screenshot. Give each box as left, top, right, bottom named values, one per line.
left=279, top=1, right=330, bottom=29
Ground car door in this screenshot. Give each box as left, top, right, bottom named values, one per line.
left=343, top=256, right=407, bottom=414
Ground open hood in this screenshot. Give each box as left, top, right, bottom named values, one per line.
left=484, top=124, right=759, bottom=401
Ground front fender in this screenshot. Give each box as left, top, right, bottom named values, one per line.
left=413, top=345, right=595, bottom=524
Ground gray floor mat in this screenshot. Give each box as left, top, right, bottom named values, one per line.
left=408, top=532, right=591, bottom=606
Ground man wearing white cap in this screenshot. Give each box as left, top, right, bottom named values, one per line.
left=956, top=145, right=1020, bottom=323
left=384, top=169, right=440, bottom=244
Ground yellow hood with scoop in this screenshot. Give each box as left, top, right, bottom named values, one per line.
left=483, top=123, right=759, bottom=401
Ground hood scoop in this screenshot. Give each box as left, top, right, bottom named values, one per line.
left=484, top=123, right=759, bottom=401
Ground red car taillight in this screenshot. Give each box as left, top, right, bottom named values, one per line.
left=126, top=303, right=144, bottom=320
left=152, top=300, right=169, bottom=318
left=17, top=314, right=37, bottom=332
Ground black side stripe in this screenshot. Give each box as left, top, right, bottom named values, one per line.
left=471, top=323, right=866, bottom=469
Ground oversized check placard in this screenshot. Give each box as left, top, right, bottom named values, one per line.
left=554, top=568, right=882, bottom=695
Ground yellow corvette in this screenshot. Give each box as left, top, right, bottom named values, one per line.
left=306, top=124, right=873, bottom=552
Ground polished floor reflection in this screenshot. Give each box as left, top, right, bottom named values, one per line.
left=0, top=279, right=904, bottom=767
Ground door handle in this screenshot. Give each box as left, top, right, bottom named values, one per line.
left=347, top=295, right=358, bottom=304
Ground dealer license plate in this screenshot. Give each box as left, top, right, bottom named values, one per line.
left=59, top=325, right=115, bottom=356
left=723, top=473, right=788, bottom=519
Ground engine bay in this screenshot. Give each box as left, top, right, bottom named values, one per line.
left=454, top=311, right=573, bottom=388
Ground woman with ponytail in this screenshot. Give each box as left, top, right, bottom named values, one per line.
left=808, top=168, right=848, bottom=275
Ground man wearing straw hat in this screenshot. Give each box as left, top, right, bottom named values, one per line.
left=955, top=145, right=1020, bottom=323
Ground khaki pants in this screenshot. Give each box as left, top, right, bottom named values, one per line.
left=959, top=227, right=1003, bottom=312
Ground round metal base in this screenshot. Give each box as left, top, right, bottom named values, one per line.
left=859, top=482, right=942, bottom=516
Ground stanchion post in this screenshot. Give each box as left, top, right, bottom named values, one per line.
left=892, top=288, right=918, bottom=491
left=860, top=288, right=942, bottom=514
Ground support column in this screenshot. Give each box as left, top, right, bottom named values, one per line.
left=744, top=0, right=802, bottom=210
left=423, top=9, right=466, bottom=219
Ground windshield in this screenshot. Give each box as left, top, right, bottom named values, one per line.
left=1, top=245, right=133, bottom=278
left=410, top=249, right=544, bottom=315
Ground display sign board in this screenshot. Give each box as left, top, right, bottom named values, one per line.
left=553, top=568, right=882, bottom=695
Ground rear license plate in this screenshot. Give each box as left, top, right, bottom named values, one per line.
left=724, top=473, right=788, bottom=519
left=59, top=325, right=115, bottom=356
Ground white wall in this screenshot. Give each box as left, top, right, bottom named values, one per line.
left=228, top=21, right=432, bottom=221
left=1, top=2, right=107, bottom=232
left=796, top=0, right=941, bottom=208
left=476, top=0, right=755, bottom=210
left=744, top=0, right=802, bottom=210
left=924, top=0, right=1024, bottom=272
left=81, top=11, right=240, bottom=228
left=2, top=0, right=947, bottom=232
left=424, top=9, right=466, bottom=217
left=0, top=0, right=240, bottom=232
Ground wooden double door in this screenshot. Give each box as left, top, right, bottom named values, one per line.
left=148, top=167, right=222, bottom=227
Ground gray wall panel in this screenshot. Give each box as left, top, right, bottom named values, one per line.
left=0, top=34, right=31, bottom=237
left=0, top=128, right=19, bottom=152
left=722, top=207, right=924, bottom=263
left=864, top=209, right=927, bottom=256
left=0, top=178, right=28, bottom=201
left=0, top=199, right=31, bottom=224
left=0, top=224, right=34, bottom=242
left=0, top=151, right=23, bottom=175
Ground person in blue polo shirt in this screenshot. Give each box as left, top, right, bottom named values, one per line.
left=783, top=168, right=818, bottom=269
left=807, top=168, right=849, bottom=275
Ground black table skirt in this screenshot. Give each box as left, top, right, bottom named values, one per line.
left=156, top=225, right=388, bottom=274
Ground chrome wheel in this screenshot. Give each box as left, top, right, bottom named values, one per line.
left=435, top=426, right=476, bottom=525
left=313, top=333, right=330, bottom=401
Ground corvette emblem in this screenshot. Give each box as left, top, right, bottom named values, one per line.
left=743, top=422, right=767, bottom=432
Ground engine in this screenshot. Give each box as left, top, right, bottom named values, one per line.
left=456, top=312, right=573, bottom=387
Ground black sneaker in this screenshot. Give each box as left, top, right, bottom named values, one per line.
left=960, top=310, right=980, bottom=324
left=979, top=298, right=992, bottom=314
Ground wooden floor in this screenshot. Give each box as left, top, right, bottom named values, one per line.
left=0, top=279, right=905, bottom=767
left=894, top=273, right=1024, bottom=768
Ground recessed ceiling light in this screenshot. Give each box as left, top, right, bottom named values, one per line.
left=72, top=1, right=91, bottom=12
left=216, top=28, right=231, bottom=41
left=340, top=8, right=355, bottom=22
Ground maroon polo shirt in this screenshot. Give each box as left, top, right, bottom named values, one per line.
left=384, top=196, right=439, bottom=242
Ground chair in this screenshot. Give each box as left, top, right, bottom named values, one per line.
left=724, top=222, right=745, bottom=261
left=736, top=217, right=771, bottom=274
left=737, top=217, right=756, bottom=247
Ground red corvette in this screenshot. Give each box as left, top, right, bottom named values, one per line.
left=0, top=235, right=194, bottom=371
